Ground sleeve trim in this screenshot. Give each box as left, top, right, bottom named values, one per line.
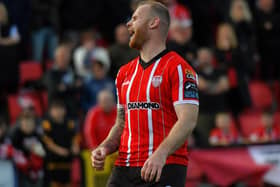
left=173, top=100, right=199, bottom=106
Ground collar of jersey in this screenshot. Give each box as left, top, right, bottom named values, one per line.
left=139, top=49, right=169, bottom=69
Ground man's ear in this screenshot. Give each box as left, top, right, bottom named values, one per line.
left=149, top=17, right=160, bottom=29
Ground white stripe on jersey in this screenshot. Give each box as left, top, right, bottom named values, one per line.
left=125, top=62, right=139, bottom=166
left=177, top=65, right=184, bottom=101
left=146, top=58, right=161, bottom=156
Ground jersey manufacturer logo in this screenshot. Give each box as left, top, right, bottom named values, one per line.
left=127, top=102, right=160, bottom=110
left=152, top=75, right=162, bottom=87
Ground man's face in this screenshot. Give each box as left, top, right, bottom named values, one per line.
left=20, top=118, right=35, bottom=135
left=55, top=47, right=70, bottom=70
left=127, top=5, right=151, bottom=49
left=258, top=0, right=274, bottom=12
left=50, top=106, right=66, bottom=122
left=216, top=114, right=231, bottom=130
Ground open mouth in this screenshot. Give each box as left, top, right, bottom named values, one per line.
left=128, top=29, right=135, bottom=38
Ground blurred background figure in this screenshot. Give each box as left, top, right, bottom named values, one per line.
left=195, top=47, right=230, bottom=147
left=0, top=2, right=20, bottom=46
left=0, top=2, right=21, bottom=113
left=165, top=0, right=197, bottom=64
left=80, top=48, right=115, bottom=113
left=10, top=112, right=44, bottom=187
left=249, top=110, right=280, bottom=143
left=0, top=117, right=16, bottom=187
left=30, top=0, right=60, bottom=62
left=109, top=23, right=138, bottom=79
left=228, top=0, right=257, bottom=78
left=73, top=30, right=97, bottom=79
left=254, top=0, right=280, bottom=81
left=41, top=99, right=80, bottom=187
left=84, top=89, right=116, bottom=149
left=209, top=112, right=240, bottom=146
left=43, top=44, right=81, bottom=118
left=215, top=23, right=251, bottom=118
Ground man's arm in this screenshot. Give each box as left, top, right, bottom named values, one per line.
left=99, top=107, right=125, bottom=154
left=141, top=104, right=198, bottom=182
left=91, top=107, right=125, bottom=170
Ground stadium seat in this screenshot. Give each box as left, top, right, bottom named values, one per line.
left=239, top=113, right=262, bottom=138
left=273, top=81, right=280, bottom=110
left=8, top=91, right=43, bottom=124
left=19, top=61, right=43, bottom=85
left=249, top=81, right=273, bottom=111
left=40, top=91, right=48, bottom=112
left=274, top=112, right=280, bottom=125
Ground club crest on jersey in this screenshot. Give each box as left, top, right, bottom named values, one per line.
left=152, top=75, right=162, bottom=87
left=185, top=69, right=196, bottom=81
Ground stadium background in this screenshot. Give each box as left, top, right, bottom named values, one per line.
left=0, top=0, right=280, bottom=186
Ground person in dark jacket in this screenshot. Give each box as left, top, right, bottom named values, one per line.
left=42, top=99, right=79, bottom=187
left=30, top=0, right=61, bottom=62
left=254, top=0, right=280, bottom=81
left=228, top=0, right=257, bottom=77
left=0, top=2, right=20, bottom=93
left=43, top=44, right=82, bottom=118
left=10, top=112, right=45, bottom=187
left=215, top=23, right=251, bottom=117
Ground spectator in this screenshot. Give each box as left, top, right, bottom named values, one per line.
left=84, top=89, right=116, bottom=149
left=215, top=23, right=251, bottom=117
left=167, top=6, right=197, bottom=64
left=195, top=48, right=230, bottom=147
left=30, top=0, right=60, bottom=62
left=0, top=117, right=16, bottom=187
left=0, top=2, right=20, bottom=46
left=73, top=30, right=97, bottom=79
left=156, top=0, right=192, bottom=27
left=10, top=112, right=45, bottom=187
left=255, top=0, right=280, bottom=81
left=249, top=111, right=280, bottom=143
left=0, top=2, right=20, bottom=93
left=228, top=0, right=257, bottom=77
left=109, top=24, right=138, bottom=79
left=209, top=112, right=240, bottom=146
left=41, top=99, right=80, bottom=187
left=43, top=44, right=81, bottom=117
left=81, top=48, right=115, bottom=112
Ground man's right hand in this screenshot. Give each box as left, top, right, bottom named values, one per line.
left=91, top=147, right=107, bottom=170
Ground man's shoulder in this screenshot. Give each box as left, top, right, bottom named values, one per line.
left=118, top=57, right=139, bottom=74
left=165, top=51, right=195, bottom=71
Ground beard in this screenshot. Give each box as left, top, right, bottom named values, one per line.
left=129, top=26, right=149, bottom=50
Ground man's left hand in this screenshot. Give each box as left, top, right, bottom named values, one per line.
left=141, top=150, right=167, bottom=182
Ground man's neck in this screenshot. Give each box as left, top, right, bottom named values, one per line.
left=139, top=40, right=166, bottom=63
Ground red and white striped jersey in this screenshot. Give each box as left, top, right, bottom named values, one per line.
left=115, top=50, right=199, bottom=167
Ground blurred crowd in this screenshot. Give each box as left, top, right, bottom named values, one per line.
left=0, top=0, right=280, bottom=186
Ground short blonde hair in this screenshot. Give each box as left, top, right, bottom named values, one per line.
left=0, top=3, right=8, bottom=24
left=230, top=0, right=252, bottom=22
left=138, top=1, right=170, bottom=38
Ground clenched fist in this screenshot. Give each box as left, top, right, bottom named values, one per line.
left=91, top=147, right=107, bottom=170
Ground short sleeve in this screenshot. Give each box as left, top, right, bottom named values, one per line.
left=115, top=67, right=125, bottom=109
left=170, top=61, right=199, bottom=106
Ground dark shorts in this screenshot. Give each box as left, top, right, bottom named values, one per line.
left=46, top=169, right=70, bottom=184
left=107, top=164, right=187, bottom=187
